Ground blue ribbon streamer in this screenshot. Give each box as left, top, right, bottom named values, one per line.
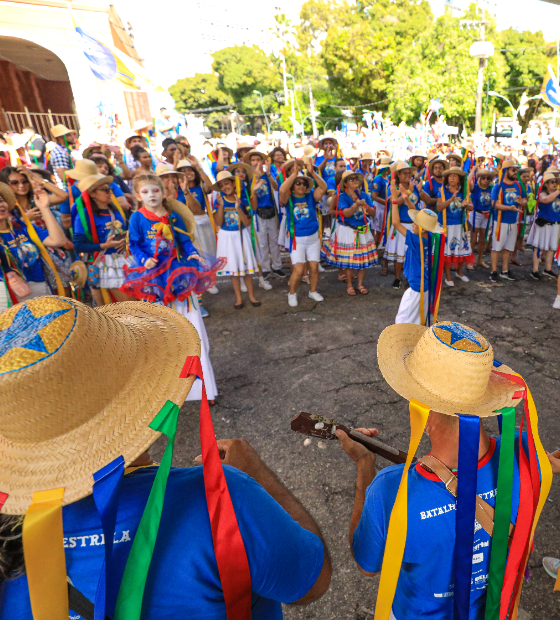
left=93, top=455, right=125, bottom=620
left=453, top=415, right=480, bottom=620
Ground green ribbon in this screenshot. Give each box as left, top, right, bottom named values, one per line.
left=484, top=406, right=516, bottom=620
left=114, top=400, right=180, bottom=620
left=75, top=196, right=93, bottom=244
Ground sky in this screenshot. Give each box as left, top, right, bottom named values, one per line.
left=111, top=0, right=560, bottom=89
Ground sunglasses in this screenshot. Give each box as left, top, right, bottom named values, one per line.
left=347, top=177, right=360, bottom=182
left=95, top=186, right=111, bottom=194
left=294, top=180, right=307, bottom=187
left=9, top=178, right=29, bottom=186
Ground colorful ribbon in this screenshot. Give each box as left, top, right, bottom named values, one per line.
left=374, top=399, right=430, bottom=620
left=22, top=488, right=68, bottom=620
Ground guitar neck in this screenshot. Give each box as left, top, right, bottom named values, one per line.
left=338, top=424, right=413, bottom=465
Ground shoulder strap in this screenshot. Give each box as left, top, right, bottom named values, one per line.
left=67, top=578, right=112, bottom=620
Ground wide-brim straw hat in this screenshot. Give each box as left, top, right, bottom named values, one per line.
left=124, top=132, right=149, bottom=148
left=167, top=198, right=196, bottom=237
left=392, top=160, right=413, bottom=175
left=428, top=157, right=450, bottom=175
left=242, top=149, right=267, bottom=164
left=443, top=166, right=466, bottom=178
left=69, top=261, right=88, bottom=288
left=50, top=124, right=74, bottom=139
left=408, top=208, right=444, bottom=234
left=377, top=156, right=392, bottom=169
left=227, top=162, right=253, bottom=181
left=0, top=183, right=17, bottom=211
left=542, top=172, right=558, bottom=185
left=82, top=144, right=103, bottom=160
left=156, top=163, right=183, bottom=178
left=340, top=170, right=364, bottom=190
left=217, top=145, right=234, bottom=158
left=318, top=137, right=338, bottom=150
left=292, top=176, right=314, bottom=192
left=501, top=159, right=520, bottom=170
left=476, top=169, right=496, bottom=179
left=0, top=297, right=200, bottom=514
left=283, top=159, right=305, bottom=175
left=77, top=174, right=113, bottom=194
left=235, top=142, right=252, bottom=155
left=360, top=152, right=374, bottom=162
left=377, top=321, right=522, bottom=418
left=66, top=159, right=98, bottom=181
left=176, top=160, right=193, bottom=171
left=212, top=170, right=236, bottom=192
left=302, top=145, right=317, bottom=162
left=411, top=151, right=427, bottom=160
left=447, top=153, right=463, bottom=165
left=377, top=149, right=391, bottom=157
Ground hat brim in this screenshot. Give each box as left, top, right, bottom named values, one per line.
left=0, top=183, right=16, bottom=211
left=66, top=169, right=93, bottom=181
left=377, top=324, right=521, bottom=418
left=70, top=261, right=88, bottom=288
left=408, top=210, right=444, bottom=234
left=341, top=172, right=364, bottom=189
left=0, top=301, right=199, bottom=515
left=227, top=163, right=253, bottom=181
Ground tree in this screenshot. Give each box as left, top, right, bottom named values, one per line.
left=169, top=73, right=231, bottom=113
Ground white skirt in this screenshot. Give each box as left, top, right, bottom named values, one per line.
left=385, top=223, right=412, bottom=263
left=395, top=287, right=427, bottom=325
left=194, top=213, right=217, bottom=256
left=373, top=201, right=386, bottom=232
left=216, top=227, right=258, bottom=276
left=99, top=254, right=128, bottom=289
left=0, top=279, right=8, bottom=313
left=166, top=294, right=218, bottom=401
left=527, top=221, right=560, bottom=251
left=278, top=209, right=290, bottom=250
left=444, top=223, right=474, bottom=267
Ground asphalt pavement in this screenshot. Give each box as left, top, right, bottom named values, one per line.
left=152, top=247, right=560, bottom=620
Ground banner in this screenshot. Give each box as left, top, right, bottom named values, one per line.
left=540, top=64, right=560, bottom=110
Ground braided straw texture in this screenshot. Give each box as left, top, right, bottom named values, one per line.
left=377, top=322, right=521, bottom=417
left=0, top=298, right=199, bottom=515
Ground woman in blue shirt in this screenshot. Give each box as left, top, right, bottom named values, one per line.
left=527, top=171, right=560, bottom=280
left=323, top=171, right=378, bottom=296
left=467, top=167, right=494, bottom=268
left=437, top=166, right=474, bottom=287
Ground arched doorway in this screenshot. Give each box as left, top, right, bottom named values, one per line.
left=0, top=36, right=79, bottom=137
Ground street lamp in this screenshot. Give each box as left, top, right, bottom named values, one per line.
left=487, top=92, right=541, bottom=138
left=253, top=90, right=271, bottom=135
left=470, top=39, right=495, bottom=136
left=285, top=73, right=304, bottom=135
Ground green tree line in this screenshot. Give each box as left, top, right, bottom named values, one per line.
left=169, top=1, right=555, bottom=134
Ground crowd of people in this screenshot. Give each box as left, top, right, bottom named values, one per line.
left=0, top=117, right=559, bottom=620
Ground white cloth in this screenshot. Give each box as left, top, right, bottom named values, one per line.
left=526, top=221, right=560, bottom=251
left=373, top=201, right=386, bottom=232
left=469, top=211, right=490, bottom=230
left=216, top=227, right=258, bottom=276
left=278, top=208, right=290, bottom=250
left=385, top=223, right=413, bottom=263
left=0, top=279, right=8, bottom=314
left=395, top=287, right=428, bottom=325
left=167, top=295, right=218, bottom=401
left=16, top=280, right=50, bottom=303
left=194, top=213, right=217, bottom=256
left=256, top=214, right=282, bottom=272
left=98, top=254, right=128, bottom=289
left=492, top=222, right=517, bottom=253
left=290, top=232, right=321, bottom=264
left=444, top=223, right=473, bottom=264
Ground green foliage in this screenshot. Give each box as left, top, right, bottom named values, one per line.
left=169, top=73, right=231, bottom=113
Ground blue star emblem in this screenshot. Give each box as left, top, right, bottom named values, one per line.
left=0, top=305, right=71, bottom=358
left=433, top=322, right=488, bottom=352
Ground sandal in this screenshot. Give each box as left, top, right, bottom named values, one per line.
left=347, top=287, right=357, bottom=296
left=357, top=285, right=369, bottom=295
left=381, top=266, right=388, bottom=276
left=338, top=274, right=347, bottom=282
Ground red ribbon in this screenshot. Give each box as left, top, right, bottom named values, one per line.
left=180, top=356, right=252, bottom=619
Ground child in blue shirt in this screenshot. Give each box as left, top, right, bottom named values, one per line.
left=467, top=168, right=494, bottom=268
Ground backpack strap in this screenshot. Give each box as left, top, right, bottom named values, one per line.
left=67, top=578, right=112, bottom=620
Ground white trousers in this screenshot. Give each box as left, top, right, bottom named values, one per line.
left=395, top=287, right=428, bottom=325
left=256, top=215, right=282, bottom=272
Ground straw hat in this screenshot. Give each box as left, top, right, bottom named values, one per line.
left=235, top=142, right=252, bottom=156
left=124, top=132, right=149, bottom=148
left=66, top=159, right=98, bottom=182
left=318, top=136, right=338, bottom=150
left=377, top=156, right=392, bottom=169
left=0, top=183, right=17, bottom=211
left=392, top=160, right=413, bottom=175
left=77, top=174, right=113, bottom=194
left=501, top=159, right=520, bottom=170
left=132, top=119, right=152, bottom=132
left=227, top=162, right=253, bottom=181
left=447, top=152, right=463, bottom=165
left=82, top=143, right=104, bottom=160
left=176, top=160, right=193, bottom=171
left=340, top=170, right=364, bottom=190
left=283, top=159, right=305, bottom=175
left=242, top=149, right=267, bottom=164
left=476, top=169, right=496, bottom=179
left=291, top=175, right=314, bottom=192
left=443, top=166, right=466, bottom=179
left=542, top=172, right=558, bottom=185
left=50, top=124, right=74, bottom=139
left=0, top=297, right=200, bottom=515
left=408, top=208, right=444, bottom=234
left=212, top=170, right=236, bottom=191
left=377, top=149, right=391, bottom=158
left=156, top=163, right=183, bottom=178
left=411, top=151, right=427, bottom=160
left=360, top=152, right=374, bottom=162
left=69, top=261, right=88, bottom=288
left=302, top=145, right=317, bottom=163
left=428, top=157, right=450, bottom=175
left=377, top=321, right=522, bottom=418
left=167, top=198, right=196, bottom=237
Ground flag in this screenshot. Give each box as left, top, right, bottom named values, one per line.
left=540, top=64, right=560, bottom=110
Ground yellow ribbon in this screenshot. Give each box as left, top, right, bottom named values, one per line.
left=111, top=193, right=127, bottom=221
left=17, top=207, right=65, bottom=295
left=101, top=288, right=112, bottom=305
left=22, top=488, right=68, bottom=620
left=440, top=187, right=447, bottom=236
left=374, top=400, right=430, bottom=620
left=153, top=221, right=174, bottom=241
left=419, top=227, right=425, bottom=326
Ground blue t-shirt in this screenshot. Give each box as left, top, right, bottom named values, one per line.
left=289, top=192, right=319, bottom=237
left=422, top=177, right=444, bottom=202
left=471, top=185, right=492, bottom=213
left=255, top=177, right=275, bottom=210
left=315, top=155, right=337, bottom=182
left=60, top=184, right=124, bottom=217
left=220, top=196, right=250, bottom=231
left=73, top=208, right=126, bottom=255
left=0, top=466, right=323, bottom=620
left=337, top=190, right=373, bottom=228
left=537, top=195, right=560, bottom=223
left=326, top=177, right=338, bottom=193
left=189, top=184, right=207, bottom=212
left=372, top=175, right=388, bottom=202
left=353, top=433, right=527, bottom=620
left=0, top=220, right=49, bottom=282
left=403, top=228, right=431, bottom=293
left=491, top=182, right=525, bottom=225
left=442, top=187, right=467, bottom=226
left=387, top=185, right=420, bottom=223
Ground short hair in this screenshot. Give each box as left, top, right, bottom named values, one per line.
left=162, top=138, right=177, bottom=151
left=269, top=147, right=287, bottom=160
left=335, top=158, right=346, bottom=165
left=131, top=146, right=148, bottom=161
left=90, top=153, right=115, bottom=176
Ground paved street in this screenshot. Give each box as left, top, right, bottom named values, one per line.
left=152, top=249, right=560, bottom=619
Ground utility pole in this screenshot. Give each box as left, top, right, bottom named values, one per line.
left=282, top=55, right=288, bottom=108
left=309, top=81, right=318, bottom=138
left=289, top=89, right=297, bottom=137
left=468, top=19, right=493, bottom=137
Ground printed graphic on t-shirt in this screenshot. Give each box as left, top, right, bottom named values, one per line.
left=225, top=211, right=239, bottom=227
left=552, top=199, right=560, bottom=213
left=293, top=202, right=310, bottom=220
left=409, top=192, right=419, bottom=207
left=479, top=193, right=491, bottom=208
left=449, top=197, right=463, bottom=214
left=503, top=188, right=519, bottom=206
left=324, top=161, right=335, bottom=177
left=256, top=183, right=269, bottom=198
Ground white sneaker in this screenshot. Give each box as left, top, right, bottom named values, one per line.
left=553, top=295, right=560, bottom=310
left=318, top=263, right=325, bottom=272
left=543, top=557, right=560, bottom=579
left=288, top=293, right=298, bottom=307
left=259, top=277, right=273, bottom=290
left=308, top=291, right=324, bottom=302
left=240, top=281, right=248, bottom=293
left=457, top=274, right=470, bottom=283
left=445, top=279, right=454, bottom=287
left=207, top=286, right=219, bottom=295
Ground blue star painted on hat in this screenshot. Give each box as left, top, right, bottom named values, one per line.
left=0, top=305, right=71, bottom=358
left=433, top=322, right=489, bottom=352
